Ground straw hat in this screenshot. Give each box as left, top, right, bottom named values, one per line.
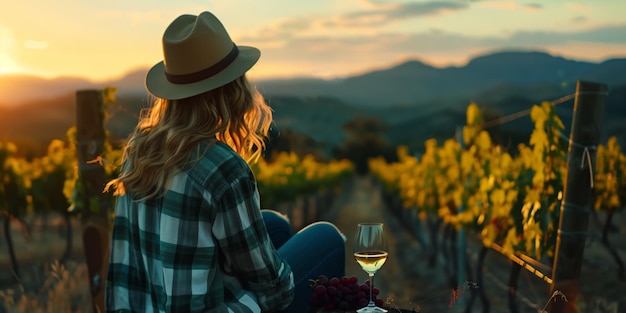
left=145, top=11, right=260, bottom=100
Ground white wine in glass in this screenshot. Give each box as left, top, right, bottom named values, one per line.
left=353, top=223, right=388, bottom=313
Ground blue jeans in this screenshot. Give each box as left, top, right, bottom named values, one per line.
left=262, top=210, right=346, bottom=313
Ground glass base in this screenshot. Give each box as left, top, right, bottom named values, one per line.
left=356, top=305, right=388, bottom=313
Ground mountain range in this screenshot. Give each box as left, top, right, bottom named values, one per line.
left=1, top=50, right=625, bottom=157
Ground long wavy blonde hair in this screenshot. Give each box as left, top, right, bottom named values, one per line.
left=106, top=75, right=272, bottom=200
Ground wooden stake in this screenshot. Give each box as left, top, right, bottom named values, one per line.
left=76, top=89, right=111, bottom=313
left=549, top=81, right=607, bottom=313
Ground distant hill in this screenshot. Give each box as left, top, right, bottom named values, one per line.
left=257, top=51, right=626, bottom=108
left=3, top=50, right=626, bottom=108
left=265, top=95, right=369, bottom=146
left=1, top=50, right=625, bottom=157
left=0, top=75, right=97, bottom=106
left=0, top=93, right=76, bottom=157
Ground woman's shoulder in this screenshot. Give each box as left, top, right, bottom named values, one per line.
left=184, top=141, right=253, bottom=187
left=204, top=141, right=249, bottom=168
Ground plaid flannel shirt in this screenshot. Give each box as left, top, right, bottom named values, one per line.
left=106, top=142, right=294, bottom=313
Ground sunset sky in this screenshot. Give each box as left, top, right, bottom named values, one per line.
left=1, top=0, right=625, bottom=82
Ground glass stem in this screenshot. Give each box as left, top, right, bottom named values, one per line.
left=368, top=273, right=375, bottom=307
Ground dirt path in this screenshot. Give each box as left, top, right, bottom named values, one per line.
left=325, top=175, right=462, bottom=312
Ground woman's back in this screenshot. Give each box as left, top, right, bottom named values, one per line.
left=106, top=142, right=294, bottom=312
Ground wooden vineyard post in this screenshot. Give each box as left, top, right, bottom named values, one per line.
left=76, top=89, right=112, bottom=313
left=549, top=81, right=607, bottom=313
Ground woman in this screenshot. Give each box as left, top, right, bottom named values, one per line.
left=105, top=11, right=345, bottom=313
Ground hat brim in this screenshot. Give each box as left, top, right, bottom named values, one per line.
left=145, top=46, right=260, bottom=100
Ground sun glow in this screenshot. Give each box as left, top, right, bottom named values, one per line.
left=0, top=56, right=20, bottom=75
left=0, top=54, right=55, bottom=78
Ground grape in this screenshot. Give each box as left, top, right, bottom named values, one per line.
left=358, top=298, right=369, bottom=308
left=321, top=294, right=330, bottom=302
left=308, top=275, right=384, bottom=311
left=316, top=294, right=329, bottom=303
left=343, top=294, right=354, bottom=303
left=314, top=285, right=326, bottom=295
left=317, top=275, right=329, bottom=285
left=338, top=300, right=350, bottom=310
left=349, top=276, right=358, bottom=284
left=356, top=291, right=366, bottom=300
left=340, top=276, right=349, bottom=285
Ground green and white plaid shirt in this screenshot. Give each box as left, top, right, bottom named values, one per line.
left=106, top=142, right=294, bottom=313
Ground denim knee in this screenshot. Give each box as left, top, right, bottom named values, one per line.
left=298, top=221, right=347, bottom=244
left=294, top=221, right=346, bottom=279
left=262, top=209, right=293, bottom=249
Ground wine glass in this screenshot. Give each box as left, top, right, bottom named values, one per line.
left=353, top=223, right=389, bottom=313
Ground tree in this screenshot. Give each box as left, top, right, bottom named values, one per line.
left=333, top=117, right=397, bottom=175
left=265, top=127, right=328, bottom=161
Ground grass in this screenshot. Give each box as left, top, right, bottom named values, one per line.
left=0, top=261, right=92, bottom=313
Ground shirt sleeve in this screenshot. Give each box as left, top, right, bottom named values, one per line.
left=212, top=174, right=295, bottom=312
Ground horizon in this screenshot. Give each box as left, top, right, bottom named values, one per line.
left=2, top=0, right=626, bottom=82
left=1, top=48, right=624, bottom=85
left=2, top=47, right=624, bottom=108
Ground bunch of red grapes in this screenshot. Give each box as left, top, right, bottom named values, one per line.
left=309, top=275, right=384, bottom=311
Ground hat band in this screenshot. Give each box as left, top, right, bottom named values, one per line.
left=165, top=44, right=239, bottom=84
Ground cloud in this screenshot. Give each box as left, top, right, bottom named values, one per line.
left=238, top=1, right=625, bottom=78
left=523, top=3, right=543, bottom=10
left=239, top=16, right=318, bottom=43
left=24, top=40, right=49, bottom=50
left=570, top=16, right=588, bottom=24
left=355, top=0, right=398, bottom=10
left=564, top=3, right=587, bottom=12
left=475, top=0, right=518, bottom=10
left=325, top=1, right=470, bottom=28
left=275, top=23, right=626, bottom=54
left=255, top=23, right=626, bottom=76
left=503, top=25, right=626, bottom=45
left=240, top=1, right=469, bottom=43
left=475, top=0, right=542, bottom=11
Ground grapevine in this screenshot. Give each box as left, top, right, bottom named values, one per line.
left=369, top=101, right=623, bottom=260
left=594, top=136, right=626, bottom=212
left=252, top=151, right=354, bottom=207
left=1, top=141, right=31, bottom=276
left=0, top=142, right=30, bottom=218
